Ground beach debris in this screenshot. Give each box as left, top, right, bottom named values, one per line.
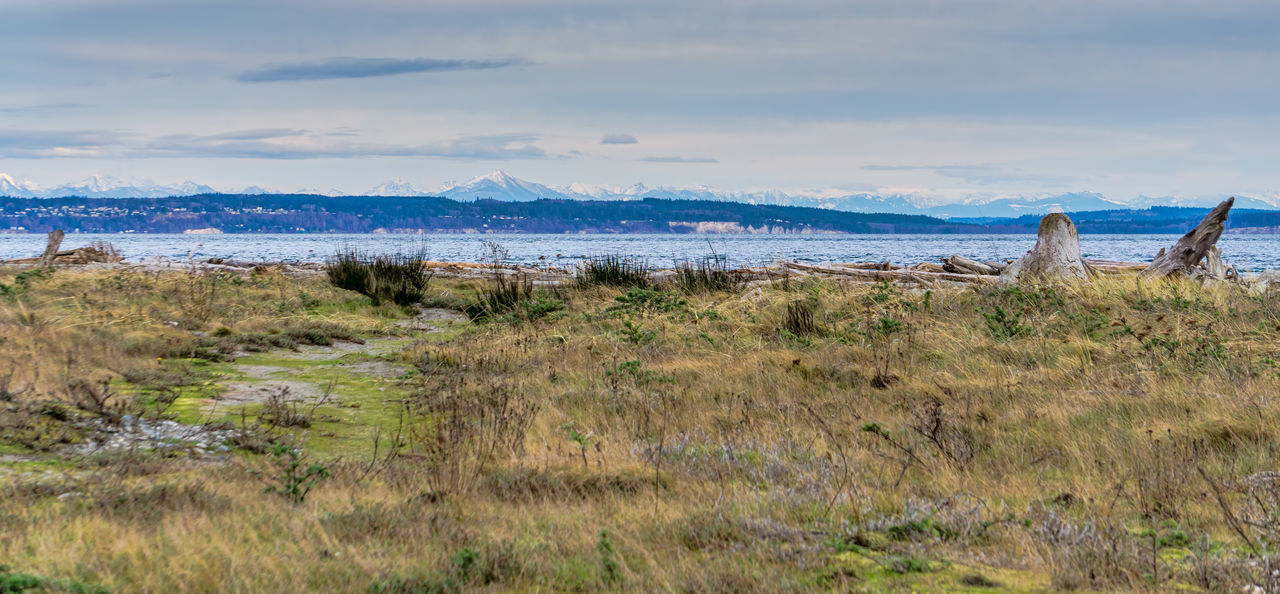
left=944, top=254, right=999, bottom=276
left=999, top=213, right=1090, bottom=283
left=5, top=243, right=124, bottom=266
left=1140, top=197, right=1234, bottom=279
left=39, top=230, right=65, bottom=266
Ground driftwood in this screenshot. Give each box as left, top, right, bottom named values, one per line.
left=39, top=230, right=65, bottom=266
left=784, top=261, right=995, bottom=284
left=840, top=261, right=900, bottom=271
left=1140, top=197, right=1234, bottom=279
left=1086, top=260, right=1148, bottom=275
left=1203, top=246, right=1229, bottom=280
left=1000, top=213, right=1090, bottom=283
left=5, top=245, right=124, bottom=266
left=944, top=255, right=998, bottom=276
left=908, top=262, right=947, bottom=273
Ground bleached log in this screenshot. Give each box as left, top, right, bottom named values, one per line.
left=944, top=255, right=998, bottom=275
left=1140, top=197, right=1234, bottom=279
left=1084, top=259, right=1145, bottom=268
left=785, top=261, right=994, bottom=284
left=908, top=262, right=947, bottom=273
left=835, top=261, right=900, bottom=271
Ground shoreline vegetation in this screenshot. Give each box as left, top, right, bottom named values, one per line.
left=5, top=209, right=1280, bottom=591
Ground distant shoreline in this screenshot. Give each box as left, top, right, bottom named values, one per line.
left=7, top=194, right=1280, bottom=236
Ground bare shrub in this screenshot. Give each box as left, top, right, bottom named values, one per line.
left=63, top=378, right=123, bottom=422
left=172, top=267, right=233, bottom=326
left=908, top=396, right=978, bottom=470
left=1127, top=431, right=1201, bottom=520
left=401, top=376, right=538, bottom=499
left=258, top=384, right=333, bottom=431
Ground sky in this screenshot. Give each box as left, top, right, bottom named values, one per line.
left=1, top=0, right=1278, bottom=201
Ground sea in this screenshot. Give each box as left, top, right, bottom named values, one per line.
left=3, top=233, right=1280, bottom=271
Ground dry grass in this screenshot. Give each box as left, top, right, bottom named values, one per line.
left=4, top=264, right=1280, bottom=591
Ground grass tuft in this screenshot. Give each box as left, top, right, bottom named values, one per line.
left=576, top=255, right=650, bottom=289
left=326, top=248, right=432, bottom=306
left=673, top=255, right=746, bottom=294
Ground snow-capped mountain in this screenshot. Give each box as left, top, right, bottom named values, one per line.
left=366, top=178, right=431, bottom=196
left=239, top=185, right=282, bottom=195
left=1127, top=194, right=1280, bottom=211
left=916, top=192, right=1128, bottom=219
left=439, top=170, right=565, bottom=202
left=293, top=187, right=347, bottom=197
left=4, top=169, right=1278, bottom=216
left=0, top=174, right=40, bottom=198
left=0, top=173, right=219, bottom=198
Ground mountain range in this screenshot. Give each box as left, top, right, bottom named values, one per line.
left=2, top=170, right=1275, bottom=219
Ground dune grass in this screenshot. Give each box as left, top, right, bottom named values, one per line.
left=2, top=263, right=1280, bottom=591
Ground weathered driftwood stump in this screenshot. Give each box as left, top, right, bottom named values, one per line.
left=1203, top=246, right=1230, bottom=280
left=999, top=213, right=1089, bottom=283
left=39, top=230, right=65, bottom=267
left=1139, top=197, right=1234, bottom=279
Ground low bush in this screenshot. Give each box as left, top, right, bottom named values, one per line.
left=466, top=273, right=564, bottom=323
left=326, top=248, right=431, bottom=306
left=576, top=255, right=650, bottom=289
left=466, top=273, right=532, bottom=321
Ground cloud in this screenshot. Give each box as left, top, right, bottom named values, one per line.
left=640, top=156, right=718, bottom=163
left=233, top=57, right=528, bottom=83
left=143, top=131, right=549, bottom=160
left=0, top=103, right=90, bottom=114
left=600, top=133, right=637, bottom=145
left=862, top=163, right=1084, bottom=187
left=0, top=129, right=129, bottom=157
left=438, top=133, right=545, bottom=160
left=0, top=127, right=550, bottom=161
left=200, top=128, right=309, bottom=141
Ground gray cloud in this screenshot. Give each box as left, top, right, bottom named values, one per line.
left=0, top=103, right=90, bottom=114
left=0, top=129, right=129, bottom=156
left=862, top=164, right=992, bottom=173
left=233, top=57, right=528, bottom=83
left=863, top=164, right=1084, bottom=187
left=143, top=131, right=549, bottom=160
left=0, top=127, right=549, bottom=161
left=640, top=156, right=718, bottom=163
left=201, top=128, right=309, bottom=141
left=600, top=133, right=637, bottom=145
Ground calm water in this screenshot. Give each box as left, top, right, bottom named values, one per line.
left=3, top=233, right=1280, bottom=271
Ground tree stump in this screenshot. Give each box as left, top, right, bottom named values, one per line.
left=39, top=230, right=65, bottom=267
left=1139, top=197, right=1234, bottom=279
left=999, top=213, right=1089, bottom=283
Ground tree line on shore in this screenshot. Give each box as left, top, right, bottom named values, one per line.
left=2, top=193, right=1279, bottom=234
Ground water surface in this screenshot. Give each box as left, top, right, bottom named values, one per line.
left=3, top=233, right=1279, bottom=270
